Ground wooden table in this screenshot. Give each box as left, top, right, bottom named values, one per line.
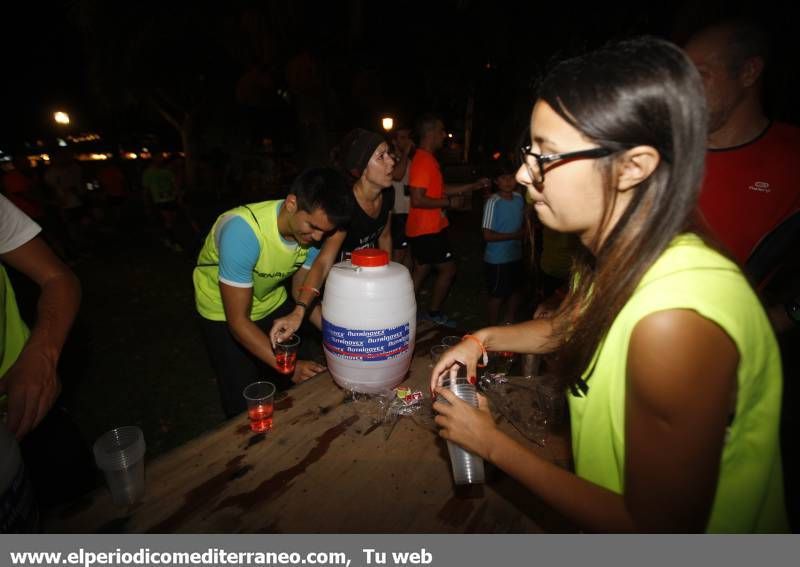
left=46, top=323, right=574, bottom=533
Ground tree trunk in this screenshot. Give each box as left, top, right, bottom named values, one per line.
left=464, top=89, right=475, bottom=163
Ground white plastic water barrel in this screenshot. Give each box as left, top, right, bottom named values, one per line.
left=322, top=248, right=416, bottom=394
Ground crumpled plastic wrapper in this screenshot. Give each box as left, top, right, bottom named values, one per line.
left=479, top=373, right=550, bottom=446
left=343, top=387, right=437, bottom=438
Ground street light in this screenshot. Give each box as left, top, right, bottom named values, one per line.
left=54, top=111, right=70, bottom=125
left=381, top=116, right=394, bottom=132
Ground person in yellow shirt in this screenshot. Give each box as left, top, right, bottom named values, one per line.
left=193, top=168, right=353, bottom=418
left=430, top=37, right=786, bottom=532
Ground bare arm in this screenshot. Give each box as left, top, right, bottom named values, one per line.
left=408, top=186, right=449, bottom=209
left=0, top=236, right=81, bottom=439
left=378, top=213, right=392, bottom=255
left=391, top=151, right=411, bottom=182
left=623, top=309, right=735, bottom=531
left=221, top=282, right=279, bottom=369
left=482, top=227, right=524, bottom=243
left=410, top=177, right=490, bottom=209
left=444, top=179, right=489, bottom=196
left=430, top=319, right=557, bottom=391
left=433, top=308, right=737, bottom=532
left=221, top=283, right=325, bottom=383
left=269, top=230, right=347, bottom=345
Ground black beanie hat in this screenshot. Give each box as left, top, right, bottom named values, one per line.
left=342, top=129, right=385, bottom=175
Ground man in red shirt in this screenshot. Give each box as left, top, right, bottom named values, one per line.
left=406, top=114, right=489, bottom=327
left=687, top=19, right=800, bottom=532
left=685, top=21, right=800, bottom=266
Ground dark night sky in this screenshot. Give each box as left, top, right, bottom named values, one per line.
left=0, top=0, right=796, bottom=153
left=1, top=2, right=87, bottom=146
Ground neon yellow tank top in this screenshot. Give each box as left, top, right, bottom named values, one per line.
left=1, top=266, right=30, bottom=378
left=568, top=233, right=787, bottom=532
left=193, top=200, right=307, bottom=322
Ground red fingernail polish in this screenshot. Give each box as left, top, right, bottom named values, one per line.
left=468, top=375, right=477, bottom=385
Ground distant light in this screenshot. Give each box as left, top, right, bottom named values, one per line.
left=447, top=133, right=454, bottom=139
left=57, top=138, right=67, bottom=147
left=124, top=152, right=138, bottom=160
left=66, top=133, right=100, bottom=143
left=485, top=63, right=492, bottom=70
left=40, top=154, right=50, bottom=162
left=142, top=147, right=149, bottom=153
left=54, top=111, right=70, bottom=125
left=90, top=153, right=108, bottom=160
left=492, top=152, right=502, bottom=160
left=381, top=117, right=394, bottom=131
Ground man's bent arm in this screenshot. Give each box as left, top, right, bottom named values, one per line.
left=220, top=282, right=279, bottom=369
left=0, top=236, right=81, bottom=438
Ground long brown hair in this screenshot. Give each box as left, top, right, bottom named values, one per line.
left=539, top=38, right=708, bottom=394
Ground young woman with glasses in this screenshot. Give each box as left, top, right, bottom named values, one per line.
left=430, top=37, right=787, bottom=532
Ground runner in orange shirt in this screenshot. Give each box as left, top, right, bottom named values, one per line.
left=406, top=114, right=490, bottom=327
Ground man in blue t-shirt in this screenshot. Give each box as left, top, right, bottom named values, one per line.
left=481, top=163, right=525, bottom=325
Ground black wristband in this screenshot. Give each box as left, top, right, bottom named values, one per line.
left=296, top=300, right=308, bottom=311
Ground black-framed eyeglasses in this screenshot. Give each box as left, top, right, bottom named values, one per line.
left=519, top=144, right=614, bottom=185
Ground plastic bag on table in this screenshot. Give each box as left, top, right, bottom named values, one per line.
left=343, top=389, right=392, bottom=426
left=479, top=373, right=548, bottom=446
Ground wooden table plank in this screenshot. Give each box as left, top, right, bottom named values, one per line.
left=47, top=323, right=574, bottom=533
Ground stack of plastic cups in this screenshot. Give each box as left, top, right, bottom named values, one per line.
left=93, top=426, right=147, bottom=506
left=440, top=376, right=485, bottom=485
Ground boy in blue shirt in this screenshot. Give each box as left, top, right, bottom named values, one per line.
left=481, top=162, right=526, bottom=325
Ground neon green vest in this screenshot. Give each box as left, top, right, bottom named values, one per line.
left=193, top=200, right=307, bottom=322
left=568, top=233, right=787, bottom=533
left=1, top=266, right=30, bottom=379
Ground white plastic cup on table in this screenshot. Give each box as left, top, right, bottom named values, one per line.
left=275, top=334, right=300, bottom=375
left=93, top=426, right=146, bottom=506
left=439, top=376, right=486, bottom=485
left=243, top=381, right=276, bottom=433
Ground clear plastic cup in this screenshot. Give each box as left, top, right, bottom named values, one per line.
left=93, top=426, right=146, bottom=506
left=275, top=334, right=300, bottom=375
left=439, top=376, right=485, bottom=485
left=440, top=336, right=461, bottom=348
left=430, top=344, right=448, bottom=365
left=243, top=381, right=276, bottom=433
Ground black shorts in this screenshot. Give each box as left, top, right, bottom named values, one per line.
left=408, top=231, right=454, bottom=265
left=391, top=213, right=409, bottom=250
left=484, top=260, right=523, bottom=298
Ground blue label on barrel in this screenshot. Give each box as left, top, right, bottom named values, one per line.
left=322, top=320, right=410, bottom=361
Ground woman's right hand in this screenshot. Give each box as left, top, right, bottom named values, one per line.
left=269, top=310, right=303, bottom=348
left=433, top=385, right=497, bottom=461
left=429, top=336, right=484, bottom=395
